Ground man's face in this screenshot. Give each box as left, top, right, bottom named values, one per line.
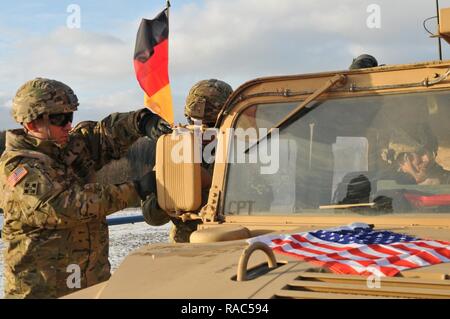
left=418, top=151, right=433, bottom=171
left=25, top=112, right=73, bottom=146
left=47, top=121, right=72, bottom=145
left=398, top=150, right=435, bottom=183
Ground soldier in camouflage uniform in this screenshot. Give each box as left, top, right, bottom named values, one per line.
left=171, top=79, right=233, bottom=242
left=382, top=124, right=450, bottom=185
left=184, top=79, right=233, bottom=126
left=141, top=79, right=233, bottom=243
left=0, top=78, right=171, bottom=298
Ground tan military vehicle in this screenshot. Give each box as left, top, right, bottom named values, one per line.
left=67, top=8, right=450, bottom=299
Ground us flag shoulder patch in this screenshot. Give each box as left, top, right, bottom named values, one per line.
left=7, top=165, right=28, bottom=187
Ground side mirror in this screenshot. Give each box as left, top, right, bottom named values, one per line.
left=155, top=130, right=202, bottom=213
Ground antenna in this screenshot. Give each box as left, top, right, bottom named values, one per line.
left=436, top=0, right=443, bottom=60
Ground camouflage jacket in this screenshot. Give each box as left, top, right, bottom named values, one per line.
left=0, top=110, right=148, bottom=298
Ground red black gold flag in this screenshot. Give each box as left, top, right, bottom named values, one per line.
left=134, top=7, right=174, bottom=124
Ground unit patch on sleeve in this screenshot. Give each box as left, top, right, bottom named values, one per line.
left=24, top=182, right=39, bottom=195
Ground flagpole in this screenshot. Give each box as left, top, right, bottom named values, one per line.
left=166, top=0, right=170, bottom=64
left=166, top=0, right=173, bottom=125
left=436, top=0, right=443, bottom=61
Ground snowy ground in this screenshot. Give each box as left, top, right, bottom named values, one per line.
left=0, top=209, right=170, bottom=299
left=108, top=210, right=171, bottom=272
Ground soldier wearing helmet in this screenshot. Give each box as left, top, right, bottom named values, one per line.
left=141, top=79, right=233, bottom=243
left=184, top=79, right=233, bottom=126
left=383, top=124, right=450, bottom=185
left=349, top=54, right=378, bottom=70
left=0, top=77, right=171, bottom=298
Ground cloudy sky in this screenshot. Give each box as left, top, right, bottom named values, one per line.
left=1, top=0, right=449, bottom=130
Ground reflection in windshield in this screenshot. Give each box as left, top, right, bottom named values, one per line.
left=224, top=91, right=450, bottom=215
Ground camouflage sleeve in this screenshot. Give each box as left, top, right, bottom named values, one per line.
left=68, top=109, right=149, bottom=171
left=6, top=161, right=140, bottom=230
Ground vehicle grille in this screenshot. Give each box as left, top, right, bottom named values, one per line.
left=273, top=272, right=450, bottom=299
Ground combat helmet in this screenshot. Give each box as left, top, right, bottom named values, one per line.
left=12, top=77, right=79, bottom=124
left=381, top=123, right=439, bottom=164
left=184, top=79, right=233, bottom=125
left=349, top=54, right=378, bottom=70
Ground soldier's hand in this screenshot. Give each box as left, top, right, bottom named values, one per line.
left=140, top=111, right=172, bottom=141
left=141, top=193, right=170, bottom=226
left=133, top=171, right=157, bottom=200
left=146, top=115, right=172, bottom=140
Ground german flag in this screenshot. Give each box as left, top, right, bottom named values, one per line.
left=133, top=7, right=174, bottom=124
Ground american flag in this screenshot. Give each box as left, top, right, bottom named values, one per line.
left=248, top=223, right=450, bottom=277
left=7, top=165, right=28, bottom=187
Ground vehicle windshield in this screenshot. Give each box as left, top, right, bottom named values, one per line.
left=224, top=91, right=450, bottom=215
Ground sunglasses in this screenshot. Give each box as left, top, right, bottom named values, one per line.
left=48, top=113, right=74, bottom=127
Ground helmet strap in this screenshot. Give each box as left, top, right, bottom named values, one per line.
left=42, top=114, right=57, bottom=143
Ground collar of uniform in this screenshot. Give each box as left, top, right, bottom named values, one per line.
left=5, top=129, right=62, bottom=161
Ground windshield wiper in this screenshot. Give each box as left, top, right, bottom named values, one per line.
left=245, top=74, right=347, bottom=153
left=319, top=203, right=375, bottom=209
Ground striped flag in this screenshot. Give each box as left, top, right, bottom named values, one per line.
left=248, top=223, right=450, bottom=277
left=133, top=6, right=174, bottom=124
left=7, top=166, right=28, bottom=187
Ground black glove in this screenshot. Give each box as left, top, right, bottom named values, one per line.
left=134, top=171, right=157, bottom=200
left=139, top=110, right=172, bottom=140
left=141, top=193, right=170, bottom=226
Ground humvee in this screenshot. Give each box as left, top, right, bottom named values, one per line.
left=67, top=8, right=450, bottom=299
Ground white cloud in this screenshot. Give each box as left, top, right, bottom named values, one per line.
left=169, top=0, right=445, bottom=82
left=0, top=27, right=139, bottom=128
left=83, top=88, right=142, bottom=111
left=1, top=0, right=449, bottom=131
left=0, top=26, right=138, bottom=96
left=18, top=27, right=132, bottom=80
left=0, top=91, right=12, bottom=109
